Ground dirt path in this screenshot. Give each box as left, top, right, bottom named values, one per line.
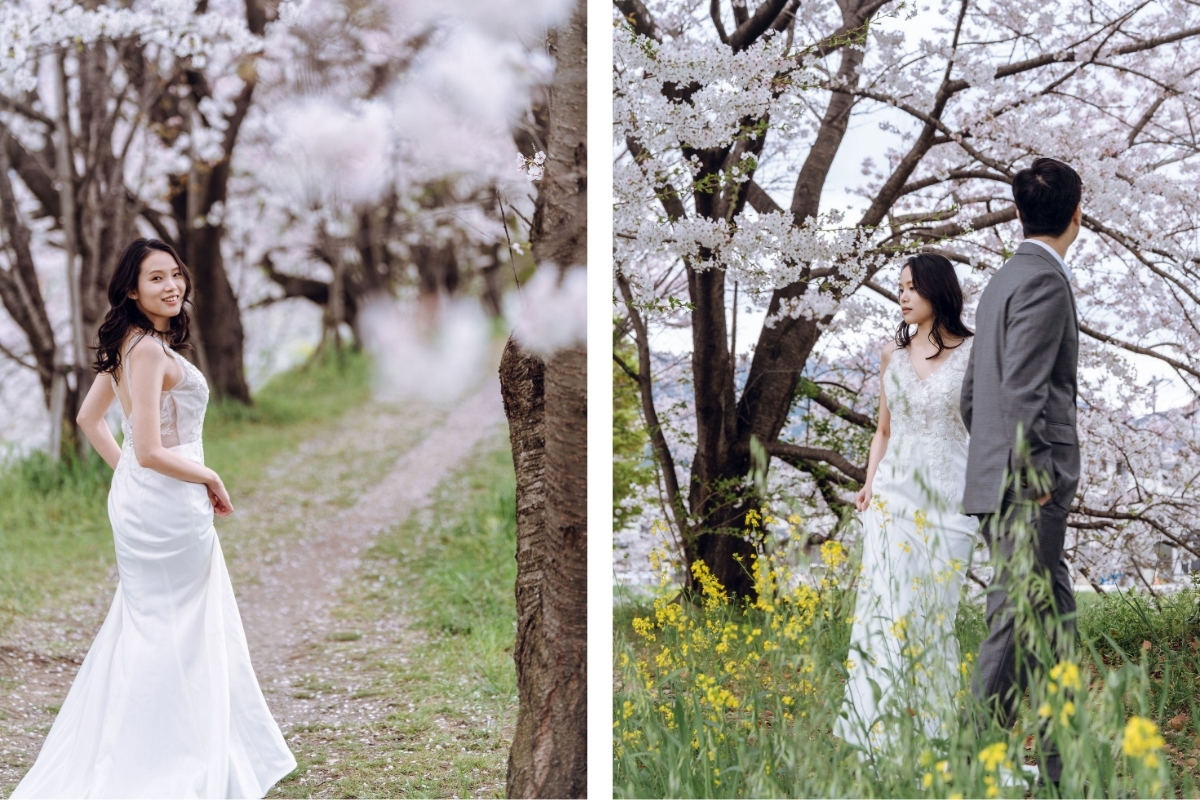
left=0, top=379, right=506, bottom=794
left=242, top=380, right=506, bottom=728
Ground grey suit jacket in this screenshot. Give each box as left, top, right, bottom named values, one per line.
left=961, top=242, right=1080, bottom=515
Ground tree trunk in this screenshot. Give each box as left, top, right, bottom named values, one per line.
left=673, top=9, right=868, bottom=595
left=187, top=219, right=252, bottom=403
left=499, top=340, right=549, bottom=795
left=168, top=75, right=257, bottom=404
left=502, top=0, right=587, bottom=795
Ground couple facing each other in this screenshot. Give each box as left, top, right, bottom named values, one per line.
left=835, top=156, right=1082, bottom=786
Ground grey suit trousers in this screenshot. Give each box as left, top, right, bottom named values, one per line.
left=970, top=492, right=1076, bottom=783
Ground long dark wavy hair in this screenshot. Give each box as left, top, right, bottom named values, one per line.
left=894, top=252, right=973, bottom=359
left=93, top=238, right=192, bottom=380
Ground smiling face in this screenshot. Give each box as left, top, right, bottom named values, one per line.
left=128, top=251, right=186, bottom=329
left=898, top=265, right=933, bottom=328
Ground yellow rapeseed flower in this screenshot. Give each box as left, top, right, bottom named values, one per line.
left=1059, top=700, right=1075, bottom=726
left=978, top=742, right=1010, bottom=772
left=1049, top=661, right=1081, bottom=693
left=631, top=616, right=655, bottom=641
left=820, top=540, right=846, bottom=569
left=1038, top=702, right=1051, bottom=718
left=922, top=773, right=933, bottom=789
left=690, top=560, right=728, bottom=610
left=1123, top=715, right=1165, bottom=765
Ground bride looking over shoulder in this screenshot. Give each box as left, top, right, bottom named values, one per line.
left=835, top=252, right=977, bottom=755
left=12, top=239, right=295, bottom=799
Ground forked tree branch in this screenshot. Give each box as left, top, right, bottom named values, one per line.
left=616, top=271, right=690, bottom=538
left=810, top=389, right=874, bottom=429
left=767, top=440, right=866, bottom=484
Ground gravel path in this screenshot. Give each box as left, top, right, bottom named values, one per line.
left=243, top=380, right=506, bottom=732
left=0, top=379, right=505, bottom=793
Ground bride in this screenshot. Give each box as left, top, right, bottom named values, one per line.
left=13, top=239, right=296, bottom=798
left=834, top=253, right=977, bottom=754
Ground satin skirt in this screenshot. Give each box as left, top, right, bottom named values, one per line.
left=834, top=441, right=978, bottom=754
left=12, top=443, right=296, bottom=798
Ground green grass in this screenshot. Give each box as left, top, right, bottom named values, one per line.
left=614, top=544, right=1200, bottom=799
left=1077, top=587, right=1200, bottom=722
left=0, top=351, right=373, bottom=637
left=270, top=433, right=517, bottom=798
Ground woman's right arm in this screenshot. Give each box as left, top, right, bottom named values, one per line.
left=126, top=339, right=234, bottom=515
left=76, top=376, right=122, bottom=470
left=855, top=342, right=894, bottom=512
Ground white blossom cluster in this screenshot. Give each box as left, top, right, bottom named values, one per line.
left=516, top=151, right=546, bottom=182
left=0, top=0, right=261, bottom=94
left=512, top=265, right=587, bottom=357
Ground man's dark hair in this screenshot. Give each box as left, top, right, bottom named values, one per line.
left=1012, top=157, right=1082, bottom=238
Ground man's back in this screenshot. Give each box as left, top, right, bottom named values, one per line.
left=960, top=241, right=1079, bottom=515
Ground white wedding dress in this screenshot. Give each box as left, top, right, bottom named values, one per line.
left=834, top=340, right=977, bottom=753
left=12, top=338, right=296, bottom=798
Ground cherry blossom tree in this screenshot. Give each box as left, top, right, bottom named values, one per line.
left=0, top=0, right=264, bottom=456
left=614, top=0, right=1200, bottom=596
left=215, top=0, right=589, bottom=791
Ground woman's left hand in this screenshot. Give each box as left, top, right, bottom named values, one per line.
left=206, top=476, right=234, bottom=516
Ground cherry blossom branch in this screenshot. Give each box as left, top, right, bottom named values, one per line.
left=1110, top=25, right=1200, bottom=55
left=710, top=0, right=729, bottom=44
left=1071, top=505, right=1200, bottom=559
left=809, top=0, right=893, bottom=58
left=809, top=389, right=874, bottom=429
left=850, top=87, right=1016, bottom=177
left=1078, top=322, right=1200, bottom=383
left=1081, top=214, right=1200, bottom=308
left=0, top=339, right=36, bottom=371
left=766, top=440, right=866, bottom=483
left=617, top=271, right=690, bottom=538
left=728, top=0, right=793, bottom=52
left=857, top=0, right=970, bottom=228
left=896, top=169, right=1012, bottom=198
left=613, top=0, right=661, bottom=41
left=0, top=93, right=54, bottom=127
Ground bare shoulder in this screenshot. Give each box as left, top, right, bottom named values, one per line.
left=880, top=339, right=897, bottom=367
left=126, top=333, right=169, bottom=370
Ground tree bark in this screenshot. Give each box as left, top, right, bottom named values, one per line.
left=503, top=0, right=587, bottom=795
left=169, top=76, right=256, bottom=404
left=499, top=340, right=548, bottom=795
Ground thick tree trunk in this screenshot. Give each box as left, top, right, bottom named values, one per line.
left=677, top=8, right=868, bottom=595
left=502, top=0, right=587, bottom=795
left=188, top=221, right=252, bottom=403
left=499, top=340, right=548, bottom=795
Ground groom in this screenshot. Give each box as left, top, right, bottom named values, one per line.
left=960, top=157, right=1082, bottom=786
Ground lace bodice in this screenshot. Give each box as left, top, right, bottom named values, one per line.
left=113, top=337, right=209, bottom=471
left=878, top=340, right=971, bottom=503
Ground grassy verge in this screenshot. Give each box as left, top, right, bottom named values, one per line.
left=614, top=527, right=1200, bottom=798
left=0, top=351, right=373, bottom=637
left=270, top=432, right=517, bottom=799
